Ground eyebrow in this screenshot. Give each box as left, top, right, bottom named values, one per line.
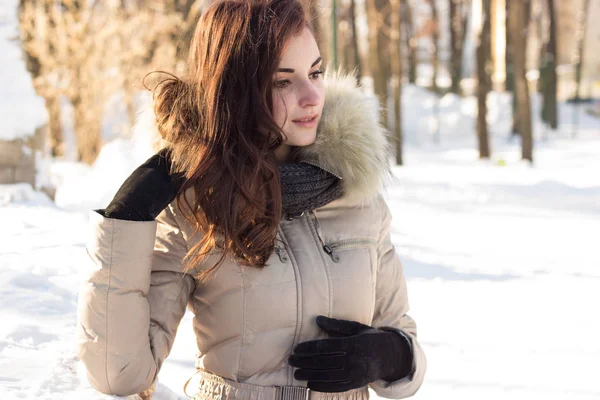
left=277, top=56, right=322, bottom=73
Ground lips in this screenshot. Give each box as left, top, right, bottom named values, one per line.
left=292, top=113, right=318, bottom=122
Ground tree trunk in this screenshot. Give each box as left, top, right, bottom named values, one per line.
left=477, top=0, right=491, bottom=158
left=431, top=0, right=439, bottom=92
left=402, top=0, right=417, bottom=84
left=309, top=1, right=329, bottom=65
left=509, top=0, right=530, bottom=135
left=574, top=0, right=590, bottom=103
left=449, top=0, right=461, bottom=94
left=73, top=96, right=102, bottom=165
left=46, top=94, right=64, bottom=157
left=509, top=0, right=533, bottom=161
left=505, top=0, right=513, bottom=92
left=390, top=0, right=403, bottom=165
left=459, top=1, right=470, bottom=86
left=349, top=0, right=362, bottom=85
left=19, top=0, right=65, bottom=157
left=539, top=0, right=558, bottom=129
left=366, top=0, right=389, bottom=128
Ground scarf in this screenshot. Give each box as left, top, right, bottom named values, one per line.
left=279, top=162, right=344, bottom=218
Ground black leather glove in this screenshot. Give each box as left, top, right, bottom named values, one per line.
left=288, top=316, right=413, bottom=393
left=99, top=148, right=187, bottom=221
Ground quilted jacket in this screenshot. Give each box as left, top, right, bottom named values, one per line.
left=76, top=73, right=426, bottom=399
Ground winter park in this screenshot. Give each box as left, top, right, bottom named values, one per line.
left=1, top=0, right=600, bottom=399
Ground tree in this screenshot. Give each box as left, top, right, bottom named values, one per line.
left=365, top=0, right=392, bottom=128
left=348, top=0, right=363, bottom=84
left=19, top=0, right=110, bottom=164
left=538, top=0, right=558, bottom=130
left=430, top=0, right=439, bottom=92
left=573, top=0, right=590, bottom=102
left=476, top=0, right=491, bottom=158
left=19, top=1, right=186, bottom=165
left=402, top=0, right=417, bottom=84
left=307, top=0, right=330, bottom=68
left=508, top=0, right=531, bottom=135
left=571, top=0, right=591, bottom=137
left=449, top=0, right=470, bottom=94
left=390, top=0, right=403, bottom=164
left=18, top=0, right=64, bottom=157
left=509, top=0, right=533, bottom=161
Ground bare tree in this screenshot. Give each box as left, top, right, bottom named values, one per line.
left=365, top=0, right=392, bottom=128
left=307, top=0, right=330, bottom=67
left=449, top=0, right=470, bottom=94
left=505, top=0, right=513, bottom=93
left=390, top=0, right=403, bottom=164
left=538, top=0, right=558, bottom=130
left=402, top=0, right=417, bottom=84
left=348, top=0, right=363, bottom=84
left=19, top=0, right=112, bottom=164
left=571, top=0, right=591, bottom=137
left=115, top=1, right=186, bottom=136
left=19, top=1, right=186, bottom=165
left=476, top=0, right=491, bottom=158
left=508, top=0, right=531, bottom=135
left=18, top=0, right=64, bottom=157
left=572, top=0, right=590, bottom=103
left=429, top=0, right=440, bottom=92
left=509, top=0, right=533, bottom=161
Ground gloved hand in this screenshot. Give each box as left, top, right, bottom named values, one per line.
left=100, top=148, right=187, bottom=221
left=288, top=316, right=413, bottom=393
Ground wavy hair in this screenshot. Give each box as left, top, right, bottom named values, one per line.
left=146, top=0, right=312, bottom=282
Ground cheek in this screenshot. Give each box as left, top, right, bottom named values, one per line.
left=272, top=92, right=290, bottom=127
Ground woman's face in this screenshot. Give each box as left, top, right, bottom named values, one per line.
left=272, top=26, right=325, bottom=158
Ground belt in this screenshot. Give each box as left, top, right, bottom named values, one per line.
left=275, top=386, right=311, bottom=400
left=184, top=369, right=368, bottom=400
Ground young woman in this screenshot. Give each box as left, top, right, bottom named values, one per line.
left=76, top=0, right=426, bottom=399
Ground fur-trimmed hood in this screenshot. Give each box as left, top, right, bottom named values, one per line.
left=139, top=71, right=392, bottom=205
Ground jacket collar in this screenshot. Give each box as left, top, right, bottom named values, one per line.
left=143, top=71, right=391, bottom=206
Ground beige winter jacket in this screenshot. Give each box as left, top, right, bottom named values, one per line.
left=76, top=73, right=426, bottom=399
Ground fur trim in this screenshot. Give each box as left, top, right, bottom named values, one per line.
left=295, top=70, right=392, bottom=205
left=140, top=71, right=392, bottom=205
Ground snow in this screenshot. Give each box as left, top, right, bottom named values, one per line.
left=0, top=0, right=47, bottom=141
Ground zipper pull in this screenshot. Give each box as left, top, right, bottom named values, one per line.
left=322, top=244, right=340, bottom=263
left=274, top=246, right=289, bottom=263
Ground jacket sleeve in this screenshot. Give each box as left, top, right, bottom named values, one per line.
left=368, top=195, right=427, bottom=399
left=76, top=203, right=195, bottom=396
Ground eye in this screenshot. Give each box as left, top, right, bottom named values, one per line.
left=274, top=79, right=291, bottom=89
left=310, top=69, right=325, bottom=80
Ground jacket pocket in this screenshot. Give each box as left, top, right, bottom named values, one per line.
left=322, top=238, right=377, bottom=263
left=323, top=238, right=378, bottom=325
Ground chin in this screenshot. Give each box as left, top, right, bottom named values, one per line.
left=288, top=132, right=317, bottom=147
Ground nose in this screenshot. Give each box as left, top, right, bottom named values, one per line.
left=298, top=81, right=322, bottom=108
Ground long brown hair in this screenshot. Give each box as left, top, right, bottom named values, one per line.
left=148, top=0, right=312, bottom=281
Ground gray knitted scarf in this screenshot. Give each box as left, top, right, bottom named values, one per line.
left=279, top=162, right=344, bottom=218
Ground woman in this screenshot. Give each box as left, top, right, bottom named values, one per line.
left=76, top=0, right=426, bottom=399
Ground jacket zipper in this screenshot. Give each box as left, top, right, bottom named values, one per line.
left=309, top=210, right=376, bottom=263
left=323, top=238, right=378, bottom=263
left=274, top=245, right=289, bottom=262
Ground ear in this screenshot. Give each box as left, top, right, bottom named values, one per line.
left=315, top=316, right=372, bottom=337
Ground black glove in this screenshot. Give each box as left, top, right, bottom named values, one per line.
left=100, top=148, right=187, bottom=221
left=288, top=316, right=413, bottom=393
